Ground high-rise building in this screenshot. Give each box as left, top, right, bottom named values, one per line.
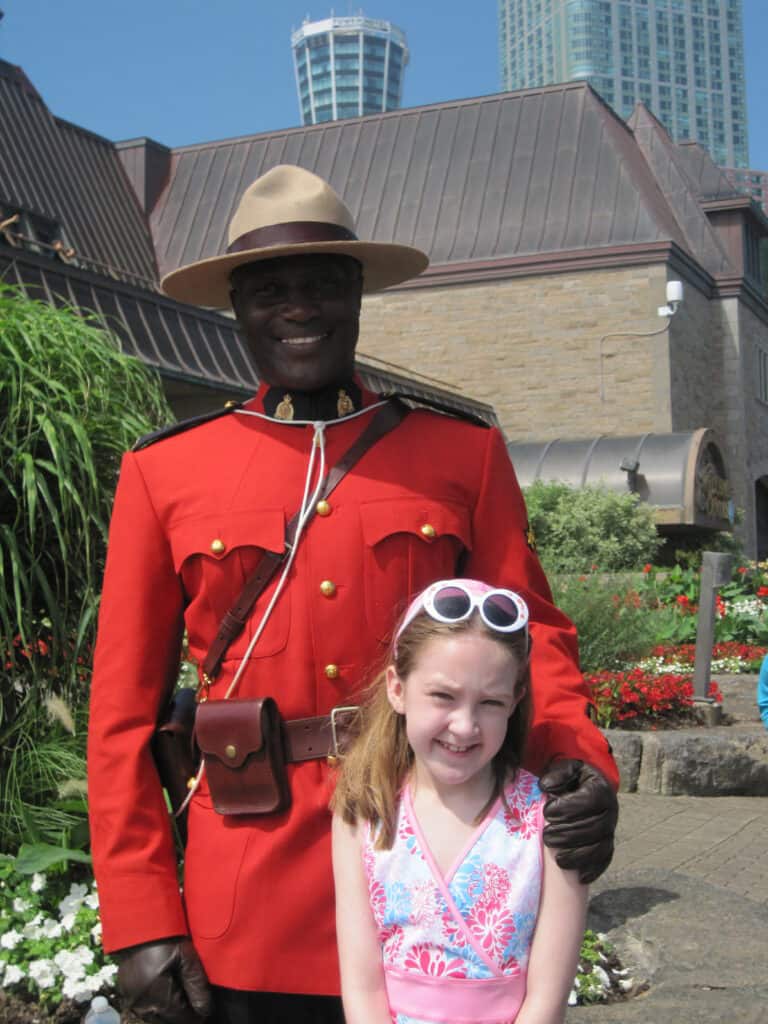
left=499, top=0, right=748, bottom=168
left=723, top=167, right=768, bottom=215
left=291, top=14, right=409, bottom=126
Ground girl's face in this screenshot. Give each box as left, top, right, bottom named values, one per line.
left=386, top=629, right=525, bottom=799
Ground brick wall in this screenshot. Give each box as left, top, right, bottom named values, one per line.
left=361, top=264, right=671, bottom=442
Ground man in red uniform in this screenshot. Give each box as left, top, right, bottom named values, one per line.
left=88, top=166, right=618, bottom=1024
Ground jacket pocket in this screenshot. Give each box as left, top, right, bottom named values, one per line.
left=360, top=498, right=472, bottom=644
left=169, top=508, right=289, bottom=658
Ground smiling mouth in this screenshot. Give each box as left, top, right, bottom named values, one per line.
left=437, top=740, right=476, bottom=754
left=278, top=333, right=328, bottom=347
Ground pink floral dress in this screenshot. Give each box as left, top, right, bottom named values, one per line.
left=363, top=770, right=545, bottom=1024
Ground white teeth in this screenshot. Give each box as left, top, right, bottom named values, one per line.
left=441, top=741, right=470, bottom=753
left=280, top=334, right=325, bottom=346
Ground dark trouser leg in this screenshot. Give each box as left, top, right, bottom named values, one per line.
left=210, top=988, right=345, bottom=1024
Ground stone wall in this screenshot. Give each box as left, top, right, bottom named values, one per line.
left=360, top=264, right=672, bottom=443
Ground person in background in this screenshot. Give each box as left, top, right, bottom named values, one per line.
left=757, top=653, right=768, bottom=730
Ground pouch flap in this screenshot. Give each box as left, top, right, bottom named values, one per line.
left=194, top=698, right=275, bottom=768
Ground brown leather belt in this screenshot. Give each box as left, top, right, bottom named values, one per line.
left=283, top=706, right=359, bottom=763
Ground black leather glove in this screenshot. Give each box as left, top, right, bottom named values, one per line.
left=539, top=759, right=619, bottom=884
left=117, top=937, right=212, bottom=1024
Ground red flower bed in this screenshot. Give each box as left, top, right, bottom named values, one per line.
left=650, top=642, right=767, bottom=668
left=586, top=667, right=722, bottom=729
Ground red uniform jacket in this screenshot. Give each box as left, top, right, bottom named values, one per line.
left=88, top=384, right=617, bottom=994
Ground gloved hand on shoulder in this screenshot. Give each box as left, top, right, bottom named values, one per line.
left=539, top=758, right=619, bottom=884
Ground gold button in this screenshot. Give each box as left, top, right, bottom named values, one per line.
left=316, top=499, right=332, bottom=517
left=186, top=776, right=197, bottom=790
left=324, top=663, right=340, bottom=679
left=320, top=580, right=336, bottom=597
left=210, top=538, right=226, bottom=555
left=420, top=523, right=436, bottom=539
left=224, top=400, right=238, bottom=409
left=225, top=744, right=237, bottom=760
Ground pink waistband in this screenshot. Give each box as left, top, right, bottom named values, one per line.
left=385, top=966, right=526, bottom=1023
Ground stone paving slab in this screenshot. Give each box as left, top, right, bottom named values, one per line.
left=565, top=794, right=768, bottom=1023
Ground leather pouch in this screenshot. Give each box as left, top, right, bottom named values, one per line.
left=194, top=697, right=290, bottom=816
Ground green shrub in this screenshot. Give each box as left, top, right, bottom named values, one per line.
left=524, top=481, right=660, bottom=574
left=0, top=285, right=172, bottom=852
left=550, top=573, right=658, bottom=673
left=0, top=284, right=171, bottom=697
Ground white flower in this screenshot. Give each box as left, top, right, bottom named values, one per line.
left=62, top=974, right=95, bottom=1003
left=568, top=987, right=578, bottom=1005
left=84, top=891, right=99, bottom=910
left=58, top=894, right=85, bottom=919
left=21, top=919, right=44, bottom=940
left=39, top=917, right=63, bottom=939
left=73, top=945, right=95, bottom=967
left=60, top=911, right=77, bottom=931
left=2, top=963, right=25, bottom=986
left=69, top=882, right=88, bottom=899
left=54, top=945, right=94, bottom=976
left=12, top=897, right=30, bottom=913
left=0, top=929, right=22, bottom=950
left=90, top=921, right=103, bottom=940
left=28, top=958, right=59, bottom=989
left=30, top=873, right=47, bottom=893
left=593, top=964, right=611, bottom=988
left=91, top=963, right=118, bottom=987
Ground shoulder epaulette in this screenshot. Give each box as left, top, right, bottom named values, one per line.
left=132, top=402, right=242, bottom=452
left=385, top=391, right=493, bottom=429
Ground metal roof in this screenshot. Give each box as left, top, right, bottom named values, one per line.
left=0, top=60, right=158, bottom=288
left=149, top=82, right=733, bottom=283
left=1, top=249, right=259, bottom=395
left=626, top=104, right=735, bottom=278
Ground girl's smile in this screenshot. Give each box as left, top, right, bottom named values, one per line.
left=386, top=628, right=525, bottom=801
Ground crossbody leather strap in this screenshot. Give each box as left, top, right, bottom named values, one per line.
left=201, top=398, right=409, bottom=682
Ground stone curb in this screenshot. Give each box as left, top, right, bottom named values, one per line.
left=606, top=728, right=768, bottom=795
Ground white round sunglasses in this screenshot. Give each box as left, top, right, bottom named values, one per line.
left=395, top=579, right=529, bottom=650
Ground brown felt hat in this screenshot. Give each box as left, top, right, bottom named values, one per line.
left=161, top=164, right=429, bottom=307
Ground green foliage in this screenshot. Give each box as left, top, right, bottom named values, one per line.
left=524, top=481, right=660, bottom=574
left=0, top=284, right=171, bottom=699
left=0, top=284, right=172, bottom=854
left=639, top=559, right=768, bottom=647
left=0, top=699, right=89, bottom=856
left=550, top=573, right=657, bottom=673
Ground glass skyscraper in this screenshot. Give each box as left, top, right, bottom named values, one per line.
left=291, top=14, right=409, bottom=125
left=499, top=0, right=748, bottom=168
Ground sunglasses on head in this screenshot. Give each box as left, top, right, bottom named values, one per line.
left=395, top=579, right=529, bottom=651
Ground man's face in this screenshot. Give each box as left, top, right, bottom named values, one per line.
left=230, top=253, right=363, bottom=392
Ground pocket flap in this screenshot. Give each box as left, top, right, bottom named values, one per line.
left=168, top=508, right=286, bottom=572
left=195, top=698, right=276, bottom=769
left=360, top=498, right=472, bottom=549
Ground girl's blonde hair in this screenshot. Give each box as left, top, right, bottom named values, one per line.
left=331, top=612, right=531, bottom=849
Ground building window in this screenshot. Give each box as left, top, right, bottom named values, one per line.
left=758, top=347, right=768, bottom=405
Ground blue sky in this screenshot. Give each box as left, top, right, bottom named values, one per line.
left=2, top=0, right=767, bottom=169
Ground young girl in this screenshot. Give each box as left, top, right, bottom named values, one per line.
left=332, top=578, right=588, bottom=1024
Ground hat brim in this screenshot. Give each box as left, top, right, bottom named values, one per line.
left=161, top=240, right=429, bottom=307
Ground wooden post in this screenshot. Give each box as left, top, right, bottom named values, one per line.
left=692, top=551, right=732, bottom=724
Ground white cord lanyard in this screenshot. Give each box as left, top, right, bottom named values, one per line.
left=176, top=401, right=388, bottom=815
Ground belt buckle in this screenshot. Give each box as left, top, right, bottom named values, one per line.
left=328, top=705, right=358, bottom=765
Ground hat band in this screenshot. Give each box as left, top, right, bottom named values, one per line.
left=226, top=220, right=358, bottom=254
